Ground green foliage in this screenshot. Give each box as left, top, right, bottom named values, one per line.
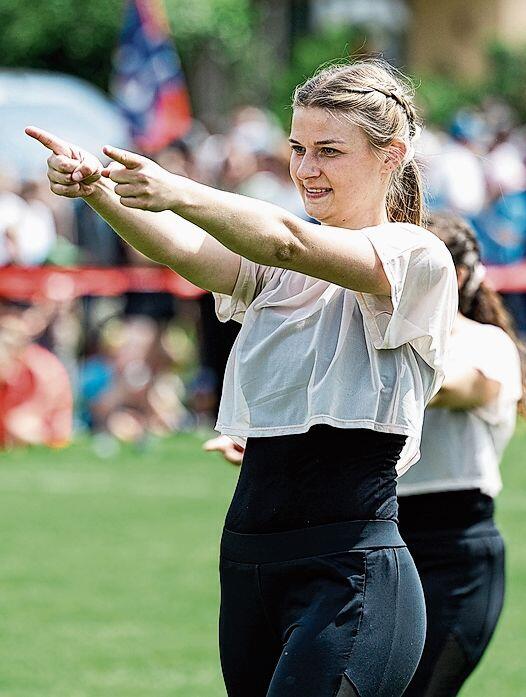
left=486, top=41, right=526, bottom=123
left=414, top=74, right=482, bottom=126
left=415, top=41, right=526, bottom=127
left=0, top=0, right=124, bottom=89
left=0, top=0, right=255, bottom=92
left=270, top=26, right=366, bottom=129
left=165, top=0, right=254, bottom=60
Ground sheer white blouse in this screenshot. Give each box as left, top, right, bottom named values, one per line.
left=213, top=223, right=457, bottom=475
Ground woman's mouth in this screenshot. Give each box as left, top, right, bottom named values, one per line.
left=304, top=187, right=332, bottom=201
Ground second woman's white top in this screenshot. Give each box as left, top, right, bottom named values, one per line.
left=398, top=320, right=522, bottom=496
left=214, top=223, right=457, bottom=475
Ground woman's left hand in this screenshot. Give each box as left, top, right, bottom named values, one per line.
left=203, top=435, right=245, bottom=466
left=101, top=145, right=182, bottom=212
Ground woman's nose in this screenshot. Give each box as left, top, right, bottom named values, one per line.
left=295, top=153, right=321, bottom=180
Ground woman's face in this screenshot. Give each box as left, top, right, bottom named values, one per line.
left=289, top=106, right=387, bottom=227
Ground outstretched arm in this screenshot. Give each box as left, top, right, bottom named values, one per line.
left=101, top=145, right=391, bottom=295
left=25, top=127, right=241, bottom=295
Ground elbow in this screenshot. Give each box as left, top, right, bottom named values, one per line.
left=274, top=238, right=300, bottom=265
left=272, top=216, right=306, bottom=267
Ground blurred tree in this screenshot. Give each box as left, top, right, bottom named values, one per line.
left=0, top=0, right=299, bottom=126
left=415, top=75, right=481, bottom=126
left=0, top=0, right=256, bottom=97
left=0, top=0, right=123, bottom=90
left=415, top=41, right=526, bottom=126
left=486, top=41, right=526, bottom=123
left=270, top=25, right=364, bottom=129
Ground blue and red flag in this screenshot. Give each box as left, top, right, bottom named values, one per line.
left=111, top=0, right=192, bottom=153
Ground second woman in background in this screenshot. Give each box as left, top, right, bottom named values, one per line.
left=398, top=213, right=524, bottom=697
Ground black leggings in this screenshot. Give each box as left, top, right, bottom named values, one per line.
left=401, top=518, right=505, bottom=697
left=219, top=520, right=426, bottom=697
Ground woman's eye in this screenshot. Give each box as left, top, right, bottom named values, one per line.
left=291, top=145, right=305, bottom=155
left=321, top=147, right=338, bottom=156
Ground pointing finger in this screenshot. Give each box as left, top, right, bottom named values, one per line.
left=25, top=126, right=71, bottom=157
left=103, top=145, right=143, bottom=169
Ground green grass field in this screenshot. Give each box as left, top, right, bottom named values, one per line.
left=0, top=425, right=525, bottom=696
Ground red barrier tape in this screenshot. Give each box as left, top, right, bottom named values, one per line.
left=0, top=266, right=205, bottom=301
left=0, top=263, right=525, bottom=302
left=485, top=262, right=526, bottom=293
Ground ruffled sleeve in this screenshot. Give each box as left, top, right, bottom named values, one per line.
left=355, top=224, right=458, bottom=391
left=213, top=256, right=277, bottom=324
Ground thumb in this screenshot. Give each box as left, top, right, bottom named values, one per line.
left=101, top=161, right=120, bottom=178
left=71, top=162, right=98, bottom=182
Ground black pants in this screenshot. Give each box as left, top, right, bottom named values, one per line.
left=219, top=519, right=426, bottom=697
left=401, top=518, right=505, bottom=697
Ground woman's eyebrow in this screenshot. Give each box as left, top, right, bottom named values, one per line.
left=288, top=138, right=346, bottom=146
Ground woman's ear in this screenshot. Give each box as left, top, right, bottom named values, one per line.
left=457, top=265, right=469, bottom=290
left=381, top=140, right=407, bottom=173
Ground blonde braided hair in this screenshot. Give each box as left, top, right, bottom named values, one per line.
left=293, top=59, right=423, bottom=225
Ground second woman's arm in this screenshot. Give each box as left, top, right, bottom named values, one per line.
left=430, top=368, right=501, bottom=410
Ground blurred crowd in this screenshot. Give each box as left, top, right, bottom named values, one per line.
left=2, top=101, right=526, bottom=449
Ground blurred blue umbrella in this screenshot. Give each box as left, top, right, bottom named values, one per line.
left=0, top=69, right=131, bottom=181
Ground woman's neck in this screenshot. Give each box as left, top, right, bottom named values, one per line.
left=321, top=205, right=389, bottom=230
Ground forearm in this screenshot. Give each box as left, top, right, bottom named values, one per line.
left=172, top=178, right=298, bottom=265
left=85, top=179, right=239, bottom=293
left=170, top=177, right=390, bottom=295
left=87, top=178, right=195, bottom=265
left=430, top=368, right=500, bottom=410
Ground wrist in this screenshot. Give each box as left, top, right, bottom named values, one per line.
left=168, top=175, right=203, bottom=215
left=84, top=177, right=112, bottom=201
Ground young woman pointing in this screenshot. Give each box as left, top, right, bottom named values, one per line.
left=27, top=60, right=457, bottom=697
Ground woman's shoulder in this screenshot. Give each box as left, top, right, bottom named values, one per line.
left=364, top=222, right=450, bottom=254
left=361, top=222, right=454, bottom=278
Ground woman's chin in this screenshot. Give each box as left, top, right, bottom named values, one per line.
left=305, top=206, right=337, bottom=225
left=304, top=200, right=332, bottom=221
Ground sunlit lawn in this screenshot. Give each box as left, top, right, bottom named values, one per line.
left=0, top=425, right=524, bottom=696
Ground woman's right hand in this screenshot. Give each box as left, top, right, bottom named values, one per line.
left=25, top=126, right=103, bottom=198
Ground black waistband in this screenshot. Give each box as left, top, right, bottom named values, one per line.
left=399, top=517, right=500, bottom=545
left=221, top=519, right=405, bottom=564
left=398, top=489, right=494, bottom=534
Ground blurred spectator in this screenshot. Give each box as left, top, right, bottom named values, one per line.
left=0, top=173, right=56, bottom=266
left=78, top=316, right=192, bottom=442
left=0, top=302, right=73, bottom=448
left=421, top=111, right=487, bottom=216
left=219, top=106, right=305, bottom=216
left=471, top=192, right=526, bottom=266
